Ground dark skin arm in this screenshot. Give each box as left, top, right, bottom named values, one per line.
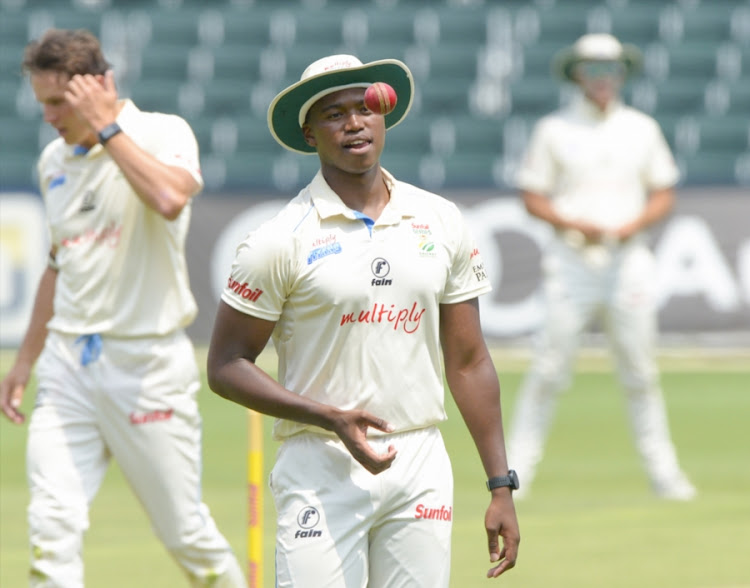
left=440, top=298, right=520, bottom=579
left=206, top=301, right=397, bottom=474
left=523, top=187, right=674, bottom=243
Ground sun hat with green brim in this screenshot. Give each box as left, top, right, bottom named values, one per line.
left=552, top=33, right=643, bottom=82
left=267, top=54, right=414, bottom=154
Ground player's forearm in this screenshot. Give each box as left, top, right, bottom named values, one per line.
left=613, top=187, right=674, bottom=240
left=637, top=187, right=675, bottom=230
left=522, top=190, right=570, bottom=231
left=102, top=132, right=197, bottom=221
left=14, top=266, right=56, bottom=369
left=446, top=359, right=510, bottom=479
left=208, top=358, right=341, bottom=430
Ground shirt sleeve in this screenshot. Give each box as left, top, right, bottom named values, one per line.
left=153, top=116, right=204, bottom=190
left=515, top=117, right=557, bottom=195
left=220, top=226, right=295, bottom=321
left=441, top=209, right=492, bottom=304
left=642, top=120, right=680, bottom=190
left=37, top=144, right=58, bottom=248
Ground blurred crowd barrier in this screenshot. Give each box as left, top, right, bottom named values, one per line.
left=3, top=186, right=747, bottom=347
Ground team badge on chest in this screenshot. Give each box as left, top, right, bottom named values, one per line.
left=412, top=222, right=436, bottom=257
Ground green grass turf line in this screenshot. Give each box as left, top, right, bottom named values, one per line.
left=1, top=348, right=748, bottom=587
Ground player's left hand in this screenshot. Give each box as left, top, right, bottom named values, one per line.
left=65, top=69, right=119, bottom=133
left=485, top=489, right=520, bottom=578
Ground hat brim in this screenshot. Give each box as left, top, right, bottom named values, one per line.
left=268, top=59, right=414, bottom=154
left=552, top=43, right=643, bottom=81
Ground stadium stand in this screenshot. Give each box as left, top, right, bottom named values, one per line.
left=0, top=0, right=748, bottom=193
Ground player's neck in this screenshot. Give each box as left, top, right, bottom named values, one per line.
left=322, top=165, right=390, bottom=220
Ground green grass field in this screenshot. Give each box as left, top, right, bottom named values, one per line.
left=1, top=347, right=748, bottom=587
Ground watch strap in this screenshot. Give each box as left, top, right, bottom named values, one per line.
left=486, top=469, right=519, bottom=491
left=97, top=122, right=122, bottom=145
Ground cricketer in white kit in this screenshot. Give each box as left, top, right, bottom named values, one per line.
left=0, top=28, right=245, bottom=588
left=225, top=171, right=487, bottom=587
left=506, top=34, right=696, bottom=501
left=207, top=54, right=520, bottom=587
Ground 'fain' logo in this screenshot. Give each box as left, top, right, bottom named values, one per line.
left=295, top=506, right=322, bottom=539
left=371, top=257, right=392, bottom=286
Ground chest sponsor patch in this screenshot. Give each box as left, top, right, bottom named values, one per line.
left=307, top=242, right=342, bottom=265
left=60, top=221, right=122, bottom=249
left=339, top=301, right=426, bottom=333
left=49, top=173, right=66, bottom=189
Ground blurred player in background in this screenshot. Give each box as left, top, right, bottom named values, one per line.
left=207, top=54, right=520, bottom=586
left=0, top=29, right=246, bottom=586
left=506, top=34, right=696, bottom=501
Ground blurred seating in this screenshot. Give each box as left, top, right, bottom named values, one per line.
left=0, top=0, right=748, bottom=193
left=726, top=78, right=750, bottom=114
left=698, top=115, right=750, bottom=153
left=128, top=79, right=182, bottom=115
left=680, top=3, right=735, bottom=42
left=384, top=117, right=431, bottom=155
left=137, top=44, right=191, bottom=82
left=510, top=76, right=565, bottom=116
left=607, top=4, right=662, bottom=45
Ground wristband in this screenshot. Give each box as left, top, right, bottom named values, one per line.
left=97, top=122, right=122, bottom=145
left=486, top=470, right=520, bottom=491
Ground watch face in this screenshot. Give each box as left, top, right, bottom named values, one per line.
left=509, top=469, right=520, bottom=490
left=99, top=123, right=122, bottom=143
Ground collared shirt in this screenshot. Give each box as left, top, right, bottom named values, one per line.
left=39, top=100, right=202, bottom=337
left=516, top=96, right=679, bottom=231
left=222, top=169, right=491, bottom=440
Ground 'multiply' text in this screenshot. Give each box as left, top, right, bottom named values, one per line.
left=340, top=302, right=426, bottom=334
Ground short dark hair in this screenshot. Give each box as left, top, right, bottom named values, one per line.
left=22, top=28, right=110, bottom=77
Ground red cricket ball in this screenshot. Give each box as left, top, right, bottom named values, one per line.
left=364, top=82, right=398, bottom=115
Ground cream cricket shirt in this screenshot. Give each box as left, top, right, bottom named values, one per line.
left=222, top=170, right=491, bottom=440
left=39, top=100, right=202, bottom=337
left=517, top=97, right=679, bottom=230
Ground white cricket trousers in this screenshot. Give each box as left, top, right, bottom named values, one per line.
left=26, top=330, right=245, bottom=588
left=270, top=426, right=453, bottom=588
left=507, top=241, right=690, bottom=494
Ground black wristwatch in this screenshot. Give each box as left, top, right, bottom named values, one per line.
left=97, top=122, right=122, bottom=145
left=486, top=470, right=520, bottom=492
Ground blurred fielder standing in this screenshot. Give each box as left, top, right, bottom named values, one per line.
left=207, top=54, right=520, bottom=587
left=0, top=29, right=245, bottom=586
left=506, top=34, right=696, bottom=501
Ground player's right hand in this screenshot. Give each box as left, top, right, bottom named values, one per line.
left=485, top=489, right=520, bottom=579
left=330, top=409, right=397, bottom=475
left=0, top=365, right=29, bottom=424
left=65, top=70, right=119, bottom=135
